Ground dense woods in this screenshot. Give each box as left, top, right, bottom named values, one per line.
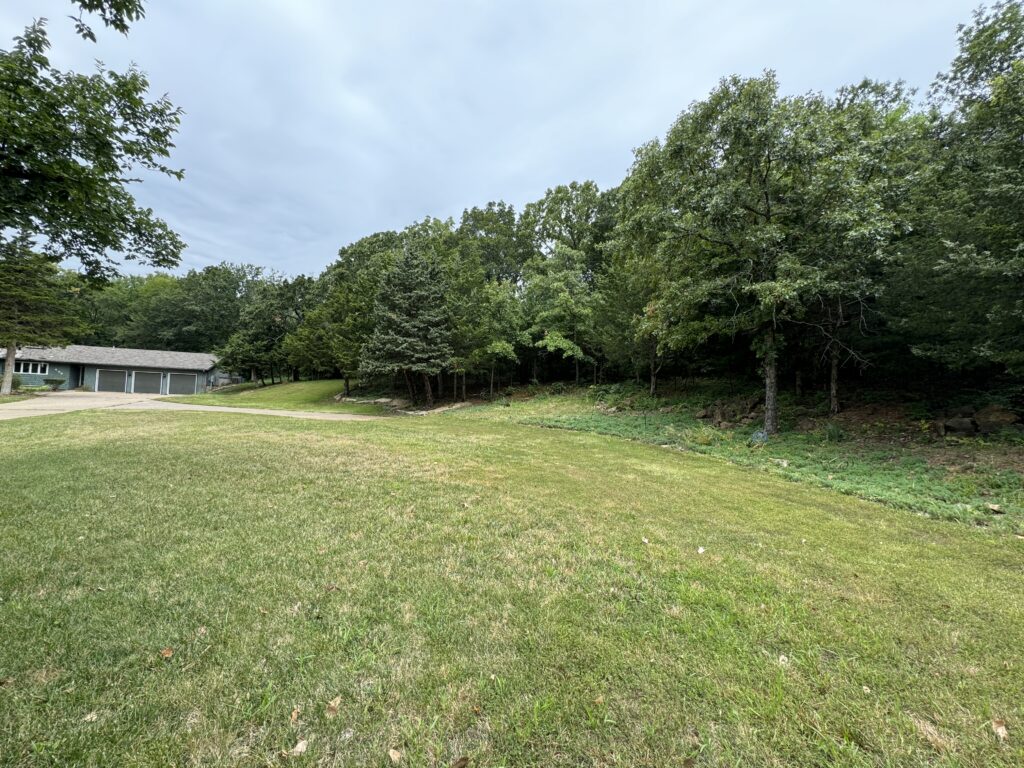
left=8, top=2, right=1024, bottom=431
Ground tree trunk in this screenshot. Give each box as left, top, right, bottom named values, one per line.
left=489, top=363, right=495, bottom=398
left=437, top=372, right=444, bottom=400
left=575, top=357, right=580, bottom=386
left=453, top=371, right=457, bottom=400
left=649, top=347, right=661, bottom=397
left=422, top=372, right=434, bottom=407
left=829, top=344, right=840, bottom=415
left=344, top=376, right=350, bottom=397
left=1, top=340, right=15, bottom=395
left=461, top=371, right=467, bottom=402
left=403, top=370, right=415, bottom=402
left=763, top=330, right=779, bottom=435
left=795, top=370, right=803, bottom=398
left=291, top=368, right=299, bottom=382
left=593, top=361, right=598, bottom=385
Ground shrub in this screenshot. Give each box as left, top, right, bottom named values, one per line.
left=822, top=422, right=845, bottom=443
left=10, top=374, right=22, bottom=391
left=43, top=378, right=66, bottom=391
left=686, top=423, right=723, bottom=446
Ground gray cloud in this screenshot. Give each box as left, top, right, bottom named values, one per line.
left=2, top=0, right=977, bottom=276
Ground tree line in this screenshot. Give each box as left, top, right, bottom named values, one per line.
left=3, top=2, right=1022, bottom=433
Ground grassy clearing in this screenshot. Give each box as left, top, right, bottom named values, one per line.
left=0, top=394, right=30, bottom=405
left=456, top=385, right=1024, bottom=534
left=166, top=380, right=388, bottom=416
left=1, top=410, right=1022, bottom=766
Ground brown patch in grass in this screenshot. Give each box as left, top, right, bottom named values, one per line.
left=910, top=714, right=955, bottom=753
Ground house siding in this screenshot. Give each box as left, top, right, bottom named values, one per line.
left=0, top=361, right=74, bottom=389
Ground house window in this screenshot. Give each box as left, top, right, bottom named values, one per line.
left=13, top=361, right=49, bottom=375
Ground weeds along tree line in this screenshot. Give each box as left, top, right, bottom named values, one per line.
left=3, top=3, right=1023, bottom=431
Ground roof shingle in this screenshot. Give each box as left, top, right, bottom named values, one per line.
left=0, top=344, right=218, bottom=371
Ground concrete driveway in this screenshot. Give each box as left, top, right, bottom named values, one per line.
left=0, top=390, right=376, bottom=422
left=0, top=391, right=160, bottom=420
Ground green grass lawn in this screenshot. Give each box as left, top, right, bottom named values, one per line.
left=165, top=380, right=388, bottom=416
left=1, top=410, right=1021, bottom=766
left=0, top=394, right=30, bottom=405
left=458, top=389, right=1024, bottom=534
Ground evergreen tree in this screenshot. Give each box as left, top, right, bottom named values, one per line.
left=0, top=239, right=83, bottom=394
left=360, top=245, right=454, bottom=406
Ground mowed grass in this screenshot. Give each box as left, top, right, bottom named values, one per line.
left=1, top=411, right=1022, bottom=766
left=459, top=392, right=1024, bottom=534
left=0, top=394, right=30, bottom=405
left=166, top=380, right=387, bottom=415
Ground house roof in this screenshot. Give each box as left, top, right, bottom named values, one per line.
left=1, top=344, right=218, bottom=371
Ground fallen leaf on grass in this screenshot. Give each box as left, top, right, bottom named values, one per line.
left=986, top=503, right=1004, bottom=514
left=258, top=607, right=268, bottom=615
left=451, top=758, right=469, bottom=768
left=159, top=648, right=174, bottom=660
left=593, top=695, right=604, bottom=705
left=697, top=547, right=705, bottom=554
left=992, top=718, right=1009, bottom=741
left=289, top=739, right=308, bottom=756
left=324, top=583, right=339, bottom=592
left=325, top=695, right=341, bottom=718
left=82, top=711, right=98, bottom=722
left=778, top=654, right=789, bottom=666
left=290, top=706, right=300, bottom=724
left=388, top=748, right=402, bottom=763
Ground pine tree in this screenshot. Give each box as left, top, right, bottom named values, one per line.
left=360, top=246, right=454, bottom=406
left=0, top=238, right=84, bottom=394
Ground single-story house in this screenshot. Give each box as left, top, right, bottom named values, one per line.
left=0, top=344, right=220, bottom=395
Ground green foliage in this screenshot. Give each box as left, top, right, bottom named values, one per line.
left=0, top=238, right=85, bottom=393
left=20, top=1, right=1024, bottom=426
left=359, top=226, right=455, bottom=401
left=217, top=276, right=314, bottom=383
left=0, top=19, right=184, bottom=279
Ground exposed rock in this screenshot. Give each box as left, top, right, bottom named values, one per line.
left=694, top=408, right=708, bottom=419
left=943, top=417, right=977, bottom=435
left=950, top=405, right=976, bottom=418
left=974, top=404, right=1020, bottom=434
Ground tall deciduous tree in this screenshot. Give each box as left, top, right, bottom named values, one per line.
left=888, top=1, right=1024, bottom=375
left=1, top=22, right=184, bottom=279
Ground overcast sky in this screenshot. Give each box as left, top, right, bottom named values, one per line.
left=3, top=1, right=980, bottom=277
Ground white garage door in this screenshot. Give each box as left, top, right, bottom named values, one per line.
left=96, top=369, right=128, bottom=392
left=167, top=372, right=198, bottom=395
